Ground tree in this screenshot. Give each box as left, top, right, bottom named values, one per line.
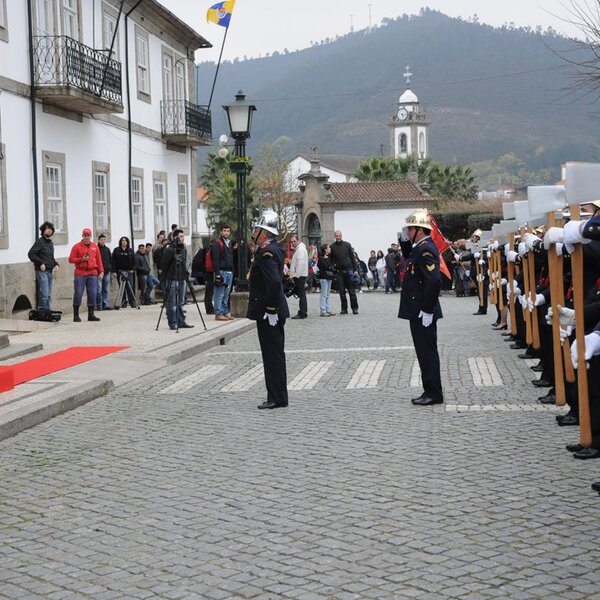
left=252, top=137, right=298, bottom=235
left=354, top=157, right=401, bottom=181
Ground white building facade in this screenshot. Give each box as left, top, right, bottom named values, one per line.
left=0, top=0, right=212, bottom=317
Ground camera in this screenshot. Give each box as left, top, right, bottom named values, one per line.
left=284, top=277, right=297, bottom=298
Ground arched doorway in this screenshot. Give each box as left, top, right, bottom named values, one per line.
left=306, top=213, right=322, bottom=246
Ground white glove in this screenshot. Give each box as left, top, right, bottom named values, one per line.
left=419, top=311, right=433, bottom=327
left=557, top=305, right=576, bottom=327
left=506, top=250, right=518, bottom=263
left=474, top=252, right=480, bottom=259
left=519, top=295, right=528, bottom=310
left=486, top=250, right=491, bottom=259
left=534, top=294, right=546, bottom=307
left=489, top=284, right=494, bottom=291
left=526, top=293, right=534, bottom=312
left=518, top=242, right=527, bottom=256
left=559, top=325, right=573, bottom=345
left=263, top=313, right=279, bottom=327
left=571, top=332, right=600, bottom=369
left=513, top=286, right=522, bottom=297
left=543, top=227, right=563, bottom=249
left=491, top=241, right=499, bottom=251
left=524, top=232, right=538, bottom=250
left=564, top=220, right=592, bottom=253
left=478, top=259, right=485, bottom=266
left=555, top=242, right=563, bottom=256
left=400, top=227, right=410, bottom=242
left=500, top=278, right=507, bottom=286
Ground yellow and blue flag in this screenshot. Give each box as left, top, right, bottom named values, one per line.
left=206, top=0, right=235, bottom=28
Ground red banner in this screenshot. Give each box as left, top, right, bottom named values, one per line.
left=429, top=215, right=452, bottom=280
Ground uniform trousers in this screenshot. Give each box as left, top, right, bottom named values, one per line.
left=256, top=318, right=288, bottom=406
left=409, top=318, right=443, bottom=402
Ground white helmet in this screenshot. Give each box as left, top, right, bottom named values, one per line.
left=253, top=209, right=279, bottom=235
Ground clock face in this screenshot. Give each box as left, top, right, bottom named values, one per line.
left=397, top=108, right=408, bottom=121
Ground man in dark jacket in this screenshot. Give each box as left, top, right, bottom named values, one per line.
left=135, top=244, right=156, bottom=305
left=160, top=229, right=193, bottom=330
left=399, top=209, right=444, bottom=406
left=248, top=210, right=290, bottom=410
left=96, top=233, right=112, bottom=310
left=329, top=230, right=359, bottom=314
left=212, top=225, right=234, bottom=321
left=28, top=221, right=59, bottom=310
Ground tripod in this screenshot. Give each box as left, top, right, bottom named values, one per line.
left=156, top=256, right=207, bottom=332
left=113, top=270, right=140, bottom=310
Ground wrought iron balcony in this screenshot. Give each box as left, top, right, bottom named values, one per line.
left=33, top=36, right=123, bottom=114
left=161, top=100, right=212, bottom=147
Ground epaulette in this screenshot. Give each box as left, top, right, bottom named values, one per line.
left=263, top=251, right=274, bottom=258
left=422, top=251, right=434, bottom=258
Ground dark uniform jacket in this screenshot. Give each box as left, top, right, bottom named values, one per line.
left=247, top=239, right=290, bottom=320
left=398, top=236, right=443, bottom=320
left=28, top=236, right=58, bottom=271
left=583, top=214, right=600, bottom=240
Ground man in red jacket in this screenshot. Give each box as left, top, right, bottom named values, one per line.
left=68, top=228, right=104, bottom=322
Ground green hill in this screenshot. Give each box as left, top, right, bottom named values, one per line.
left=197, top=9, right=600, bottom=183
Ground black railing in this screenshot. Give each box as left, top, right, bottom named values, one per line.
left=161, top=100, right=212, bottom=142
left=33, top=36, right=122, bottom=105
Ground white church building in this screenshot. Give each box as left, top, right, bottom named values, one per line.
left=0, top=0, right=212, bottom=318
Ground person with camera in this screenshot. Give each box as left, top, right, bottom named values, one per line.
left=161, top=229, right=193, bottom=330
left=329, top=230, right=359, bottom=315
left=248, top=210, right=290, bottom=410
left=68, top=228, right=104, bottom=322
left=111, top=236, right=136, bottom=308
left=317, top=244, right=336, bottom=316
left=212, top=224, right=234, bottom=321
left=28, top=221, right=59, bottom=311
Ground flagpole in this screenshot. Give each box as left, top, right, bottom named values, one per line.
left=207, top=25, right=229, bottom=113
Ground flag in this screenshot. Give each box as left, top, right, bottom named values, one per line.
left=206, top=0, right=235, bottom=28
left=428, top=214, right=452, bottom=280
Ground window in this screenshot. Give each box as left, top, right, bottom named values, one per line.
left=153, top=172, right=167, bottom=235
left=62, top=0, right=78, bottom=39
left=42, top=151, right=68, bottom=245
left=136, top=27, right=150, bottom=99
left=36, top=0, right=54, bottom=36
left=399, top=133, right=407, bottom=154
left=162, top=53, right=173, bottom=101
left=0, top=0, right=8, bottom=43
left=419, top=132, right=425, bottom=157
left=175, top=61, right=185, bottom=101
left=93, top=162, right=110, bottom=238
left=131, top=168, right=145, bottom=236
left=178, top=176, right=189, bottom=230
left=102, top=6, right=119, bottom=60
left=0, top=143, right=7, bottom=248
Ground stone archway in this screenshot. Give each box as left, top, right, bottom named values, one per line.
left=306, top=213, right=322, bottom=246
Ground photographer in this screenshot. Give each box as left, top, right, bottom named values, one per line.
left=111, top=236, right=136, bottom=307
left=161, top=229, right=193, bottom=330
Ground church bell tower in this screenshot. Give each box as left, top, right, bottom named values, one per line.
left=390, top=66, right=429, bottom=162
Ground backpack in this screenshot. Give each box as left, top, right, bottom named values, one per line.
left=205, top=238, right=224, bottom=273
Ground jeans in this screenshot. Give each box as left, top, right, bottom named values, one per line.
left=166, top=280, right=186, bottom=327
left=74, top=275, right=98, bottom=308
left=139, top=273, right=159, bottom=303
left=370, top=268, right=379, bottom=288
left=36, top=270, right=53, bottom=309
left=96, top=272, right=110, bottom=308
left=385, top=267, right=396, bottom=292
left=319, top=279, right=332, bottom=314
left=213, top=270, right=233, bottom=316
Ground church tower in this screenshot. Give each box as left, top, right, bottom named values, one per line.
left=389, top=66, right=429, bottom=162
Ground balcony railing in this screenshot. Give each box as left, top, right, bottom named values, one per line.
left=33, top=36, right=122, bottom=110
left=161, top=100, right=212, bottom=146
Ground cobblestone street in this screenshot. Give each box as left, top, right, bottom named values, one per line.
left=1, top=292, right=599, bottom=600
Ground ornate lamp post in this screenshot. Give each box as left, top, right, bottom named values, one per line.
left=222, top=90, right=256, bottom=292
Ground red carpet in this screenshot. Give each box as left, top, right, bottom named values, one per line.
left=0, top=346, right=128, bottom=392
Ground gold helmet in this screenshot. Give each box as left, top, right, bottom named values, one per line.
left=471, top=229, right=482, bottom=239
left=405, top=208, right=432, bottom=230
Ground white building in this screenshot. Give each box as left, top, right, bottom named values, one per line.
left=285, top=153, right=365, bottom=192
left=0, top=0, right=212, bottom=317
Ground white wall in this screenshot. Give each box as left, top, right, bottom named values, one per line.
left=333, top=208, right=415, bottom=261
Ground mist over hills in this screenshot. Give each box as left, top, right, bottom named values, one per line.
left=197, top=9, right=600, bottom=182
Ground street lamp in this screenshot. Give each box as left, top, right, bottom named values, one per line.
left=222, top=90, right=256, bottom=292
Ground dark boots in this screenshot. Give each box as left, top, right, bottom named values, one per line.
left=73, top=306, right=81, bottom=322
left=88, top=307, right=100, bottom=322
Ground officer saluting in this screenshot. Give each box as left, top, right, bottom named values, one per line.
left=247, top=210, right=290, bottom=410
left=398, top=209, right=444, bottom=406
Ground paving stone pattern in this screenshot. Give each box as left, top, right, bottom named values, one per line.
left=1, top=292, right=599, bottom=599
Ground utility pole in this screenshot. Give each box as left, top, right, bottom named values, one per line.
left=350, top=14, right=354, bottom=33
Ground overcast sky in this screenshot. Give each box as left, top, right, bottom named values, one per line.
left=159, top=0, right=583, bottom=63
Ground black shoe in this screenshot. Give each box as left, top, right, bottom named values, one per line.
left=352, top=309, right=359, bottom=315
left=169, top=325, right=177, bottom=330
left=557, top=414, right=579, bottom=426
left=412, top=396, right=443, bottom=406
left=532, top=378, right=552, bottom=388
left=491, top=320, right=501, bottom=327
left=531, top=364, right=544, bottom=372
left=538, top=394, right=556, bottom=405
left=178, top=323, right=194, bottom=328
left=473, top=311, right=487, bottom=315
left=340, top=310, right=348, bottom=315
left=257, top=401, right=288, bottom=410
left=103, top=306, right=113, bottom=311
left=566, top=443, right=584, bottom=453
left=574, top=447, right=600, bottom=460
left=291, top=314, right=306, bottom=320
left=518, top=353, right=535, bottom=359
left=504, top=336, right=518, bottom=342
left=492, top=324, right=508, bottom=331
left=510, top=343, right=527, bottom=350
left=411, top=394, right=426, bottom=403
left=592, top=482, right=600, bottom=492
left=501, top=331, right=513, bottom=337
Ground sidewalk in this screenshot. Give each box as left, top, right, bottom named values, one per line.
left=0, top=303, right=254, bottom=441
